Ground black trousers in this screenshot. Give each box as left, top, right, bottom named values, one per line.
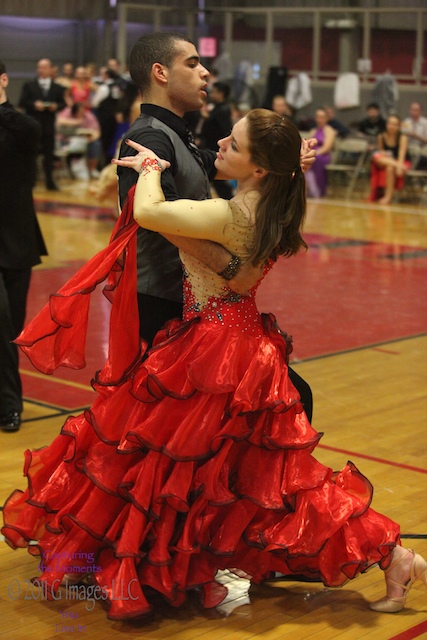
left=0, top=267, right=32, bottom=416
left=40, top=129, right=56, bottom=187
left=137, top=293, right=313, bottom=423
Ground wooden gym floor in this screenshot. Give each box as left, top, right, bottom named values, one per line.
left=0, top=173, right=426, bottom=639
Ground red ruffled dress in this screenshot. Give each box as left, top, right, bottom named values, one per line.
left=2, top=188, right=400, bottom=620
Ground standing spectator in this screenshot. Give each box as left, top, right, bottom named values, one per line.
left=271, top=94, right=295, bottom=124
left=68, top=65, right=97, bottom=109
left=357, top=102, right=386, bottom=143
left=19, top=58, right=66, bottom=190
left=401, top=102, right=427, bottom=169
left=0, top=60, right=47, bottom=432
left=91, top=67, right=124, bottom=165
left=305, top=108, right=336, bottom=197
left=200, top=81, right=234, bottom=198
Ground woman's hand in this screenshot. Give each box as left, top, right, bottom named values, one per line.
left=111, top=139, right=171, bottom=173
left=300, top=137, right=317, bottom=173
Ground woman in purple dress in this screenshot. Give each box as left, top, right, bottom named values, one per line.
left=305, top=108, right=336, bottom=197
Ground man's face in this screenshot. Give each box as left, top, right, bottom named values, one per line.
left=409, top=103, right=421, bottom=121
left=367, top=107, right=380, bottom=122
left=37, top=59, right=52, bottom=79
left=165, top=41, right=209, bottom=115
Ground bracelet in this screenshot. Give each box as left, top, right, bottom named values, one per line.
left=217, top=255, right=241, bottom=280
left=139, top=157, right=163, bottom=175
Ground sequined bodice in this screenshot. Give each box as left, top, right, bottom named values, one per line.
left=180, top=201, right=266, bottom=334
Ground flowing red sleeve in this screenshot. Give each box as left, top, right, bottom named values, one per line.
left=15, top=186, right=144, bottom=385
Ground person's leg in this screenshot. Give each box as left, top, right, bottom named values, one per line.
left=378, top=165, right=396, bottom=204
left=42, top=131, right=58, bottom=190
left=0, top=267, right=31, bottom=427
left=370, top=545, right=427, bottom=612
left=137, top=293, right=183, bottom=347
left=288, top=366, right=313, bottom=423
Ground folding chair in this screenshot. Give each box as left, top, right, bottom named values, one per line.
left=326, top=137, right=370, bottom=199
left=401, top=145, right=427, bottom=202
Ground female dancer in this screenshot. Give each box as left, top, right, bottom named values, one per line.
left=2, top=110, right=426, bottom=620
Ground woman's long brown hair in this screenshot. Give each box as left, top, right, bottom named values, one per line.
left=245, top=109, right=307, bottom=265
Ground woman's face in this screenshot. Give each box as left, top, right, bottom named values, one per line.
left=214, top=117, right=258, bottom=180
left=386, top=116, right=400, bottom=134
left=315, top=109, right=327, bottom=127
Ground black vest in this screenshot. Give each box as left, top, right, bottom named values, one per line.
left=134, top=114, right=211, bottom=301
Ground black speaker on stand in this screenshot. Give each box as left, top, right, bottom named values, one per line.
left=263, top=66, right=288, bottom=109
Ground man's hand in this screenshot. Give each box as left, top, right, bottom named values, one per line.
left=228, top=260, right=264, bottom=295
left=300, top=137, right=318, bottom=173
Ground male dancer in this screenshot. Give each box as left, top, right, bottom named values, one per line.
left=117, top=32, right=315, bottom=420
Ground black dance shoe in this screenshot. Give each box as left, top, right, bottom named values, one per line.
left=0, top=411, right=21, bottom=432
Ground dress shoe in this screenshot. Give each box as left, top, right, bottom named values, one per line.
left=0, top=411, right=21, bottom=432
left=370, top=548, right=427, bottom=613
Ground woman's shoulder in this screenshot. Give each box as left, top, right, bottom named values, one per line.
left=228, top=199, right=256, bottom=227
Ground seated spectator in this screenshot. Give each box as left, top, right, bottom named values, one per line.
left=369, top=114, right=411, bottom=205
left=305, top=108, right=336, bottom=197
left=358, top=102, right=386, bottom=145
left=324, top=105, right=350, bottom=138
left=401, top=102, right=427, bottom=169
left=56, top=101, right=102, bottom=179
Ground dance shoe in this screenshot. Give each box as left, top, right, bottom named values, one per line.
left=370, top=549, right=427, bottom=613
left=0, top=411, right=21, bottom=432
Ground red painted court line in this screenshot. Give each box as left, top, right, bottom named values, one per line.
left=318, top=444, right=427, bottom=475
left=387, top=620, right=427, bottom=640
left=371, top=347, right=401, bottom=355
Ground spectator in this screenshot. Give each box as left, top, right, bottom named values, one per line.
left=324, top=105, right=350, bottom=138
left=19, top=58, right=66, bottom=190
left=200, top=81, right=234, bottom=198
left=401, top=102, right=427, bottom=169
left=0, top=60, right=47, bottom=431
left=369, top=114, right=411, bottom=204
left=271, top=94, right=296, bottom=124
left=56, top=101, right=102, bottom=179
left=305, top=108, right=336, bottom=197
left=55, top=62, right=74, bottom=90
left=68, top=65, right=97, bottom=109
left=357, top=102, right=386, bottom=143
left=91, top=67, right=124, bottom=165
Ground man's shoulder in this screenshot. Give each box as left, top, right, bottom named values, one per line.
left=127, top=114, right=177, bottom=140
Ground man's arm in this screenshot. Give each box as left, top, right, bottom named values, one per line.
left=0, top=104, right=41, bottom=152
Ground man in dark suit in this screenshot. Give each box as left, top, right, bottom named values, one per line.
left=19, top=58, right=66, bottom=190
left=0, top=60, right=47, bottom=431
